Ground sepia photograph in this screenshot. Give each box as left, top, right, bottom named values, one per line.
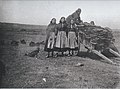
left=0, top=0, right=120, bottom=88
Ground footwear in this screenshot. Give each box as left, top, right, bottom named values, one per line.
left=51, top=52, right=54, bottom=57
left=54, top=53, right=58, bottom=58
left=68, top=54, right=70, bottom=57
left=61, top=52, right=64, bottom=56
left=46, top=55, right=49, bottom=58
left=72, top=51, right=74, bottom=55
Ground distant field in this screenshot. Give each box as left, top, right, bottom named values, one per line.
left=0, top=24, right=120, bottom=88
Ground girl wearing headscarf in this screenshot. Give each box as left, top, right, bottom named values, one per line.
left=44, top=18, right=57, bottom=58
left=67, top=19, right=78, bottom=56
left=55, top=17, right=68, bottom=56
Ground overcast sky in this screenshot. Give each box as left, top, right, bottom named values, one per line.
left=0, top=0, right=120, bottom=29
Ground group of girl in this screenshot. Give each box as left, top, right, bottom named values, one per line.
left=44, top=17, right=79, bottom=58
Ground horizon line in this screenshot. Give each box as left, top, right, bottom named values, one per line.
left=0, top=21, right=120, bottom=30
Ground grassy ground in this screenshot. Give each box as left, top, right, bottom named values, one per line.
left=0, top=30, right=120, bottom=88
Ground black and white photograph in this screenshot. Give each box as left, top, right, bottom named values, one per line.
left=0, top=0, right=120, bottom=88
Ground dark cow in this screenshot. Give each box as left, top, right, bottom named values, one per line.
left=11, top=40, right=19, bottom=46
left=25, top=47, right=40, bottom=57
left=36, top=41, right=45, bottom=46
left=29, top=41, right=36, bottom=47
left=20, top=39, right=26, bottom=44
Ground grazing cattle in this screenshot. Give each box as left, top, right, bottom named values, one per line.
left=20, top=29, right=26, bottom=32
left=29, top=41, right=45, bottom=47
left=20, top=39, right=26, bottom=44
left=36, top=42, right=41, bottom=46
left=40, top=41, right=45, bottom=45
left=25, top=47, right=40, bottom=57
left=36, top=41, right=45, bottom=46
left=29, top=41, right=36, bottom=47
left=0, top=60, right=5, bottom=87
left=11, top=40, right=19, bottom=46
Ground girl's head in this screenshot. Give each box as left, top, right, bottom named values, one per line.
left=76, top=8, right=81, bottom=15
left=70, top=19, right=74, bottom=24
left=90, top=21, right=95, bottom=25
left=59, top=17, right=66, bottom=23
left=50, top=18, right=56, bottom=24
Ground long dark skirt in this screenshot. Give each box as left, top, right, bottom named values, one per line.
left=54, top=31, right=68, bottom=52
left=68, top=31, right=78, bottom=50
left=44, top=32, right=55, bottom=52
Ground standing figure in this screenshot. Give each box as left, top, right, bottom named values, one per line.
left=67, top=20, right=78, bottom=56
left=66, top=8, right=83, bottom=25
left=44, top=18, right=57, bottom=58
left=90, top=21, right=95, bottom=26
left=66, top=8, right=83, bottom=54
left=55, top=17, right=68, bottom=56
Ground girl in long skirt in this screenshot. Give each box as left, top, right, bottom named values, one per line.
left=44, top=18, right=57, bottom=58
left=55, top=17, right=68, bottom=56
left=67, top=19, right=78, bottom=56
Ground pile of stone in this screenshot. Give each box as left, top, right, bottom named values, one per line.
left=78, top=23, right=115, bottom=52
